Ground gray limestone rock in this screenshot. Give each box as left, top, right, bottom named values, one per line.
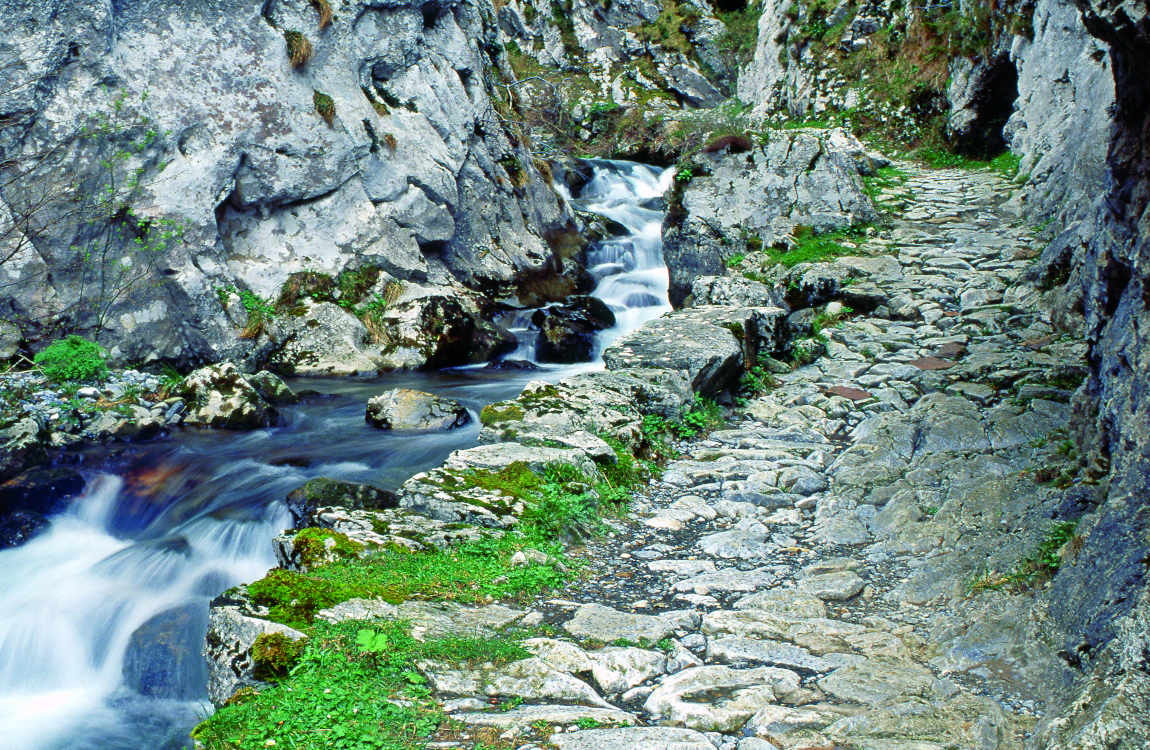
left=203, top=604, right=306, bottom=706
left=663, top=130, right=876, bottom=306
left=550, top=727, right=717, bottom=750
left=179, top=363, right=277, bottom=429
left=563, top=603, right=679, bottom=643
left=365, top=388, right=471, bottom=432
left=644, top=664, right=803, bottom=732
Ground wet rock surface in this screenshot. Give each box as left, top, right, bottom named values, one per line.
left=365, top=388, right=471, bottom=432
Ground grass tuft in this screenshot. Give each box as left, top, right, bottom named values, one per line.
left=310, top=0, right=333, bottom=29
left=283, top=30, right=313, bottom=67
left=313, top=90, right=335, bottom=127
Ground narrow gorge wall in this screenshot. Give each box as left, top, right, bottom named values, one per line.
left=0, top=0, right=573, bottom=367
left=1028, top=2, right=1150, bottom=743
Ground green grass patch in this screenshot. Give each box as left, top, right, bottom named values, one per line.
left=917, top=148, right=1021, bottom=179
left=246, top=458, right=649, bottom=629
left=642, top=395, right=726, bottom=449
left=193, top=618, right=530, bottom=749
left=766, top=225, right=869, bottom=268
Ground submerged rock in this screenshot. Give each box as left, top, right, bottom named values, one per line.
left=365, top=388, right=471, bottom=432
left=532, top=296, right=617, bottom=363
left=122, top=602, right=209, bottom=700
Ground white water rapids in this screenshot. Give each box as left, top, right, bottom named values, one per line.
left=504, top=159, right=674, bottom=363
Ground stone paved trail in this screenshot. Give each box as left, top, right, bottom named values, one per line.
left=425, top=164, right=1088, bottom=749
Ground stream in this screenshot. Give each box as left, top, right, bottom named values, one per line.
left=0, top=160, right=672, bottom=749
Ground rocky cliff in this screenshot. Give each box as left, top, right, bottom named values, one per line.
left=0, top=0, right=578, bottom=369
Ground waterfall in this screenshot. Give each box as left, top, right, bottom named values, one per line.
left=503, top=159, right=674, bottom=364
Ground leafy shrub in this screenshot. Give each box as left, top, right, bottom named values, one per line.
left=34, top=335, right=108, bottom=383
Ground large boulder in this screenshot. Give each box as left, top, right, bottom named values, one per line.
left=365, top=388, right=471, bottom=432
left=179, top=363, right=281, bottom=429
left=603, top=306, right=788, bottom=395
left=285, top=477, right=399, bottom=529
left=203, top=598, right=307, bottom=706
left=532, top=296, right=617, bottom=363
left=266, top=301, right=383, bottom=376
left=370, top=292, right=516, bottom=370
left=0, top=0, right=570, bottom=366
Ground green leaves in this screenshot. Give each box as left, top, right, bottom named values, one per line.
left=355, top=628, right=390, bottom=653
left=33, top=335, right=108, bottom=383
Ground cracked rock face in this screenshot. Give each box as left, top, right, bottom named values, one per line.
left=0, top=0, right=567, bottom=366
left=662, top=129, right=877, bottom=307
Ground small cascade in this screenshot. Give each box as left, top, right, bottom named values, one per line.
left=578, top=160, right=675, bottom=357
left=501, top=159, right=674, bottom=365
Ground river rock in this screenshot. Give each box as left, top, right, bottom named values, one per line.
left=267, top=301, right=383, bottom=376
left=285, top=477, right=398, bottom=528
left=364, top=388, right=470, bottom=432
left=685, top=276, right=783, bottom=309
left=603, top=306, right=786, bottom=395
left=0, top=511, right=50, bottom=550
left=532, top=296, right=617, bottom=363
left=0, top=418, right=47, bottom=481
left=122, top=602, right=209, bottom=700
left=203, top=602, right=306, bottom=706
left=179, top=363, right=277, bottom=430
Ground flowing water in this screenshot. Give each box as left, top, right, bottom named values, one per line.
left=503, top=160, right=674, bottom=363
left=0, top=161, right=671, bottom=749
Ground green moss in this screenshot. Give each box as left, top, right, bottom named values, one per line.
left=293, top=528, right=364, bottom=568
left=283, top=30, right=313, bottom=67
left=251, top=632, right=306, bottom=682
left=480, top=402, right=525, bottom=426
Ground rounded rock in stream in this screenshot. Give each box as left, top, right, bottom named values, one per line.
left=532, top=295, right=617, bottom=363
left=365, top=388, right=471, bottom=432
